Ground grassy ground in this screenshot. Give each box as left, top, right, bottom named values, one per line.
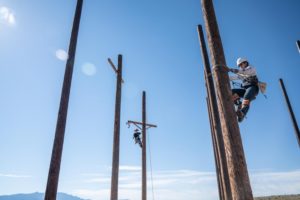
left=255, top=194, right=300, bottom=200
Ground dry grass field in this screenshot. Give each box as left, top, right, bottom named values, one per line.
left=255, top=194, right=300, bottom=200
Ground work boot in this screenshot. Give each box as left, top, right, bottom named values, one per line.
left=233, top=98, right=241, bottom=112
left=240, top=105, right=249, bottom=116
left=236, top=110, right=245, bottom=122
left=234, top=99, right=241, bottom=106
left=138, top=140, right=143, bottom=148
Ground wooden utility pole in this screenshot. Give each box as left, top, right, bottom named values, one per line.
left=279, top=78, right=300, bottom=147
left=45, top=0, right=83, bottom=199
left=127, top=91, right=157, bottom=200
left=206, top=97, right=223, bottom=200
left=198, top=24, right=231, bottom=200
left=108, top=55, right=123, bottom=200
left=201, top=0, right=253, bottom=199
left=142, top=91, right=147, bottom=200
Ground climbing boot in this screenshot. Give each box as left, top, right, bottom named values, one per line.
left=138, top=140, right=143, bottom=148
left=236, top=110, right=245, bottom=122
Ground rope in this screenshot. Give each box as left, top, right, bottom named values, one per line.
left=147, top=133, right=155, bottom=200
left=205, top=64, right=229, bottom=78
left=212, top=64, right=228, bottom=71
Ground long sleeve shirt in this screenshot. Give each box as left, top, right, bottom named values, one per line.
left=230, top=65, right=258, bottom=87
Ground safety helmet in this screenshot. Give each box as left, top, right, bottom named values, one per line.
left=236, top=57, right=248, bottom=66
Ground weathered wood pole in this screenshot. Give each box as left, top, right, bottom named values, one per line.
left=110, top=55, right=123, bottom=200
left=206, top=97, right=224, bottom=200
left=279, top=78, right=300, bottom=147
left=201, top=0, right=253, bottom=199
left=45, top=0, right=83, bottom=199
left=126, top=92, right=157, bottom=200
left=198, top=24, right=231, bottom=200
left=142, top=91, right=147, bottom=200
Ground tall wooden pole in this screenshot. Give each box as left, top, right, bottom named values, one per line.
left=142, top=91, right=147, bottom=200
left=126, top=92, right=156, bottom=200
left=206, top=97, right=224, bottom=200
left=198, top=24, right=231, bottom=200
left=110, top=55, right=123, bottom=200
left=201, top=0, right=253, bottom=199
left=45, top=0, right=83, bottom=199
left=279, top=78, right=300, bottom=147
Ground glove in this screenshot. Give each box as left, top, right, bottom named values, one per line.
left=229, top=68, right=239, bottom=73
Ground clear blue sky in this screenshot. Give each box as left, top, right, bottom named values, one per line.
left=1, top=0, right=300, bottom=199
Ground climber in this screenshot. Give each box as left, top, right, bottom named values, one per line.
left=133, top=129, right=143, bottom=148
left=228, top=57, right=259, bottom=122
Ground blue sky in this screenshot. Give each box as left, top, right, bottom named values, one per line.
left=0, top=0, right=300, bottom=199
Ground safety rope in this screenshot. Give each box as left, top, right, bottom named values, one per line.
left=147, top=133, right=155, bottom=200
left=211, top=64, right=228, bottom=71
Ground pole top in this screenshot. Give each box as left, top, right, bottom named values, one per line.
left=197, top=24, right=203, bottom=30
left=107, top=57, right=124, bottom=83
left=296, top=40, right=300, bottom=54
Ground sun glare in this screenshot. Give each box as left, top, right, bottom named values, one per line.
left=55, top=49, right=69, bottom=61
left=0, top=6, right=15, bottom=25
left=82, top=62, right=97, bottom=76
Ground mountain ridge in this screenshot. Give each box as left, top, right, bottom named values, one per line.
left=0, top=192, right=88, bottom=200
left=0, top=192, right=299, bottom=200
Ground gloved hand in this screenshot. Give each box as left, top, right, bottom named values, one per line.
left=229, top=68, right=239, bottom=73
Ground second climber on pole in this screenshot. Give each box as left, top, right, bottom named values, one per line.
left=133, top=129, right=143, bottom=148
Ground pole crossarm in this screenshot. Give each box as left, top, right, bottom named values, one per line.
left=127, top=120, right=157, bottom=130
left=108, top=58, right=124, bottom=83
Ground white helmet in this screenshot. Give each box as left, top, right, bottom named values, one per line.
left=236, top=57, right=248, bottom=66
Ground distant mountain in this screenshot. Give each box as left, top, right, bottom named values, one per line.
left=0, top=192, right=87, bottom=200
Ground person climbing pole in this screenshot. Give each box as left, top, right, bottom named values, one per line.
left=228, top=57, right=259, bottom=122
left=133, top=129, right=143, bottom=148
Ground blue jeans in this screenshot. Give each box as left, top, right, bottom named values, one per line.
left=232, top=85, right=259, bottom=101
left=232, top=85, right=259, bottom=115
